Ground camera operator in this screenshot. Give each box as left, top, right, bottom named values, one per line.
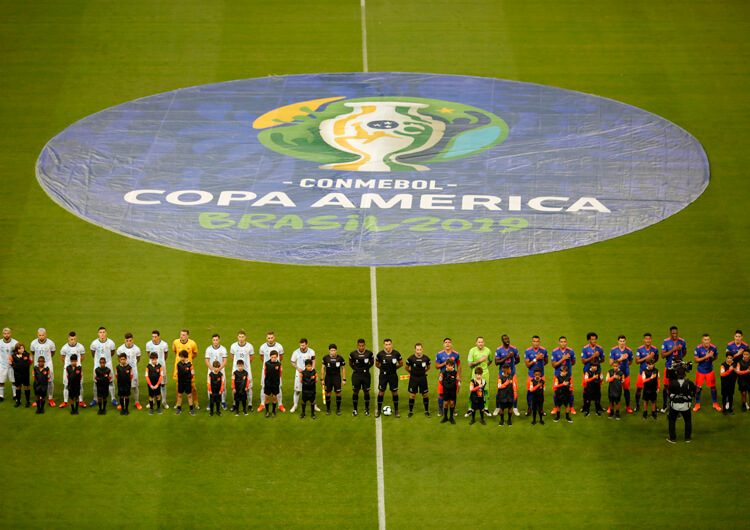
left=666, top=363, right=696, bottom=443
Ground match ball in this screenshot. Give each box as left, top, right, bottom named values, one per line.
left=382, top=406, right=393, bottom=416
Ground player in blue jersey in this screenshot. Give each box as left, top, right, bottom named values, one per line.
left=693, top=333, right=721, bottom=412
left=524, top=336, right=548, bottom=416
left=609, top=335, right=634, bottom=412
left=660, top=326, right=687, bottom=412
left=634, top=333, right=659, bottom=412
left=493, top=334, right=520, bottom=416
left=435, top=337, right=460, bottom=415
left=727, top=330, right=748, bottom=362
left=550, top=336, right=576, bottom=415
left=580, top=332, right=604, bottom=412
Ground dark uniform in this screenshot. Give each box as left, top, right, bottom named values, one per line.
left=737, top=358, right=750, bottom=392
left=607, top=369, right=623, bottom=402
left=116, top=364, right=133, bottom=397
left=583, top=366, right=602, bottom=412
left=376, top=349, right=402, bottom=392
left=147, top=364, right=163, bottom=398
left=176, top=361, right=194, bottom=395
left=66, top=365, right=83, bottom=400
left=349, top=348, right=374, bottom=393
left=11, top=351, right=31, bottom=387
left=497, top=374, right=515, bottom=409
left=470, top=378, right=487, bottom=411
left=95, top=366, right=113, bottom=398
left=301, top=369, right=317, bottom=404
left=322, top=354, right=345, bottom=393
left=233, top=369, right=249, bottom=401
left=440, top=369, right=459, bottom=402
left=554, top=374, right=571, bottom=407
left=208, top=371, right=224, bottom=413
left=406, top=354, right=431, bottom=395
left=264, top=360, right=282, bottom=396
left=642, top=367, right=659, bottom=403
left=33, top=366, right=49, bottom=400
left=720, top=360, right=737, bottom=412
left=529, top=378, right=545, bottom=414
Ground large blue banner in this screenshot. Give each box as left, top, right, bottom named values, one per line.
left=37, top=73, right=709, bottom=266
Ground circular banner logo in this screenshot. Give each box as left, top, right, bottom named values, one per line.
left=36, top=73, right=709, bottom=266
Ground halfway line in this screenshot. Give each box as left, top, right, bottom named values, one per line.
left=360, top=0, right=369, bottom=73
left=370, top=265, right=386, bottom=530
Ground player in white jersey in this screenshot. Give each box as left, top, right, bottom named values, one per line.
left=0, top=328, right=19, bottom=402
left=60, top=331, right=87, bottom=407
left=89, top=326, right=117, bottom=406
left=30, top=328, right=57, bottom=406
left=117, top=333, right=142, bottom=409
left=205, top=334, right=228, bottom=409
left=257, top=331, right=284, bottom=412
left=145, top=330, right=170, bottom=408
left=230, top=330, right=254, bottom=411
left=290, top=338, right=317, bottom=412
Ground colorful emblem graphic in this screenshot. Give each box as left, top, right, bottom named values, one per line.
left=254, top=97, right=507, bottom=171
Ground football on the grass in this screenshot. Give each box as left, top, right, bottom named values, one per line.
left=383, top=406, right=392, bottom=416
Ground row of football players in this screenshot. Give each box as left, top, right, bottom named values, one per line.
left=1, top=326, right=749, bottom=420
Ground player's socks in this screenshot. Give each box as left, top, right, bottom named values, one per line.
left=63, top=388, right=68, bottom=403
left=624, top=389, right=630, bottom=408
left=301, top=402, right=306, bottom=417
left=393, top=395, right=399, bottom=412
left=450, top=406, right=455, bottom=419
left=326, top=399, right=331, bottom=413
left=352, top=394, right=359, bottom=411
left=555, top=411, right=560, bottom=421
left=272, top=402, right=277, bottom=413
left=423, top=396, right=429, bottom=412
left=635, top=390, right=641, bottom=409
left=293, top=392, right=300, bottom=409
left=336, top=395, right=341, bottom=413
left=695, top=389, right=702, bottom=404
left=364, top=394, right=371, bottom=412
left=710, top=388, right=717, bottom=403
left=479, top=409, right=485, bottom=424
left=662, top=389, right=668, bottom=411
left=377, top=394, right=383, bottom=412
left=409, top=398, right=415, bottom=412
left=566, top=413, right=571, bottom=422
left=438, top=396, right=444, bottom=412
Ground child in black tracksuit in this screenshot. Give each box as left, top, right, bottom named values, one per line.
left=66, top=355, right=83, bottom=415
left=529, top=368, right=545, bottom=425
left=11, top=343, right=32, bottom=408
left=553, top=364, right=573, bottom=423
left=469, top=367, right=487, bottom=425
left=496, top=364, right=515, bottom=426
left=33, top=358, right=50, bottom=414
left=641, top=360, right=660, bottom=420
left=720, top=352, right=738, bottom=414
left=208, top=361, right=224, bottom=417
left=583, top=358, right=604, bottom=416
left=232, top=360, right=250, bottom=416
left=264, top=351, right=282, bottom=418
left=607, top=359, right=624, bottom=420
left=300, top=360, right=318, bottom=419
left=116, top=354, right=133, bottom=416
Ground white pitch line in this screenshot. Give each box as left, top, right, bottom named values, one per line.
left=370, top=265, right=386, bottom=530
left=361, top=0, right=369, bottom=73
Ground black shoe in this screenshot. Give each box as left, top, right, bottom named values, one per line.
left=608, top=412, right=614, bottom=419
left=311, top=413, right=316, bottom=419
left=300, top=413, right=306, bottom=419
left=326, top=410, right=331, bottom=416
left=364, top=409, right=370, bottom=417
left=14, top=401, right=21, bottom=408
left=244, top=409, right=249, bottom=415
left=394, top=411, right=401, bottom=418
left=209, top=411, right=214, bottom=417
left=265, top=410, right=270, bottom=418
left=441, top=416, right=448, bottom=423
left=584, top=412, right=590, bottom=417
left=666, top=438, right=676, bottom=444
left=469, top=418, right=475, bottom=425
left=97, top=410, right=104, bottom=415
left=507, top=419, right=512, bottom=426
left=120, top=410, right=126, bottom=416
left=596, top=411, right=602, bottom=417
left=449, top=418, right=456, bottom=425
left=615, top=412, right=621, bottom=420
left=531, top=420, right=536, bottom=425
left=685, top=438, right=691, bottom=443
left=352, top=409, right=358, bottom=417
left=25, top=402, right=30, bottom=408
left=216, top=411, right=222, bottom=417
left=272, top=411, right=276, bottom=418
left=157, top=408, right=163, bottom=415
left=425, top=411, right=431, bottom=418
left=652, top=412, right=658, bottom=420
left=235, top=411, right=239, bottom=416
left=190, top=409, right=196, bottom=416
left=407, top=412, right=413, bottom=418
left=336, top=410, right=341, bottom=416
left=525, top=409, right=531, bottom=417
left=566, top=416, right=573, bottom=423
left=729, top=409, right=735, bottom=415
left=480, top=419, right=486, bottom=425
left=149, top=408, right=154, bottom=415
left=499, top=419, right=504, bottom=426
left=553, top=416, right=559, bottom=423
left=175, top=407, right=182, bottom=415
left=375, top=410, right=381, bottom=418
left=539, top=419, right=545, bottom=425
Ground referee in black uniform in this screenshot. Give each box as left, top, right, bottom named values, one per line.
left=349, top=339, right=374, bottom=417
left=376, top=339, right=403, bottom=418
left=405, top=343, right=431, bottom=418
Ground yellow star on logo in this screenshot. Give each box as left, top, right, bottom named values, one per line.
left=436, top=107, right=454, bottom=113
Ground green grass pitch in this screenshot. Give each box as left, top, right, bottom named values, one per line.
left=1, top=0, right=749, bottom=527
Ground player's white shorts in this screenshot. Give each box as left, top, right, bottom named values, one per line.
left=294, top=371, right=304, bottom=392
left=131, top=370, right=139, bottom=388
left=0, top=366, right=14, bottom=384
left=63, top=369, right=69, bottom=385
